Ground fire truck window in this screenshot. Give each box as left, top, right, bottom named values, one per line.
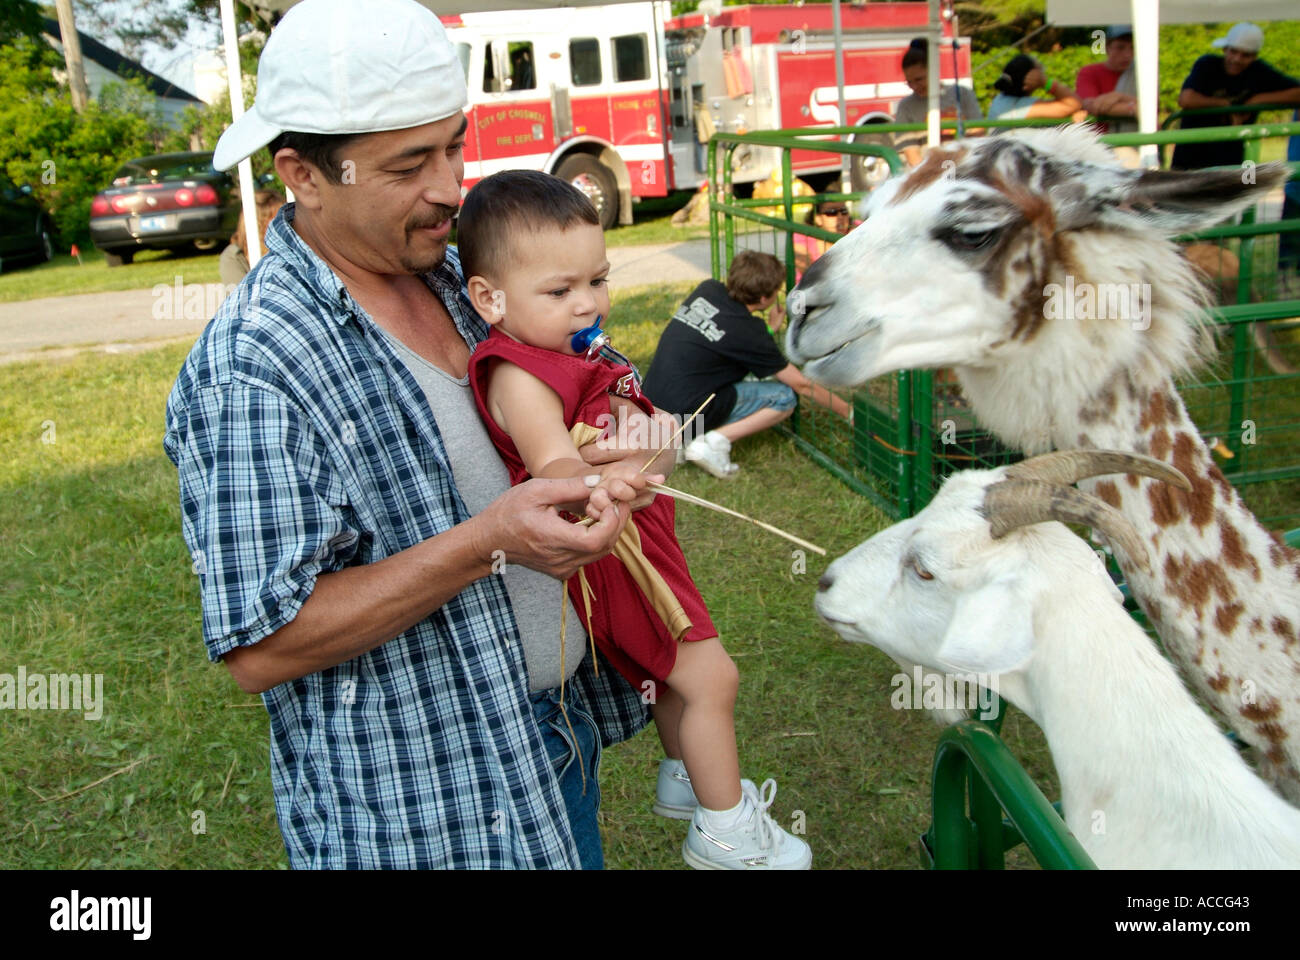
left=509, top=43, right=535, bottom=91
left=455, top=43, right=471, bottom=83
left=570, top=38, right=601, bottom=86
left=611, top=34, right=649, bottom=83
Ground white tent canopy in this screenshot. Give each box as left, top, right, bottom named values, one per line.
left=247, top=0, right=633, bottom=15
left=1046, top=1, right=1298, bottom=23
left=1046, top=0, right=1298, bottom=166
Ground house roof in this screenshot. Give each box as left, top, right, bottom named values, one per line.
left=42, top=16, right=203, bottom=103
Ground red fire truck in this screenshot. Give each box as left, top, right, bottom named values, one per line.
left=444, top=2, right=969, bottom=228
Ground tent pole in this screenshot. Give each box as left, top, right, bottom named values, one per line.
left=1132, top=0, right=1160, bottom=169
left=926, top=0, right=940, bottom=151
left=832, top=0, right=849, bottom=191
left=221, top=0, right=262, bottom=269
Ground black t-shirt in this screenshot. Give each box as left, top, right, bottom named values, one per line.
left=1171, top=55, right=1299, bottom=169
left=642, top=279, right=789, bottom=433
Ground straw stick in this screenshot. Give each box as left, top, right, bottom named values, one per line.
left=578, top=393, right=716, bottom=528
left=638, top=393, right=715, bottom=476
left=29, top=755, right=153, bottom=803
left=647, top=481, right=826, bottom=555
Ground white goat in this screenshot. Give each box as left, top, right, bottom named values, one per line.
left=816, top=450, right=1300, bottom=869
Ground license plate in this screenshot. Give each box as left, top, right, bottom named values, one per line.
left=139, top=215, right=169, bottom=232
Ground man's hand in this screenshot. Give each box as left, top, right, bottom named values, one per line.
left=768, top=299, right=787, bottom=333
left=474, top=475, right=631, bottom=580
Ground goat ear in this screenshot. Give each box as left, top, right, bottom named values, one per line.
left=934, top=577, right=1035, bottom=676
left=1061, top=162, right=1289, bottom=235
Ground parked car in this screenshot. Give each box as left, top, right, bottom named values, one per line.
left=0, top=175, right=54, bottom=272
left=89, top=152, right=240, bottom=267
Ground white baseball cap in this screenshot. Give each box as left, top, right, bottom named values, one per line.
left=1211, top=22, right=1264, bottom=55
left=213, top=0, right=468, bottom=171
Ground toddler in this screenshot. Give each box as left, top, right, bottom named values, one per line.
left=459, top=170, right=810, bottom=870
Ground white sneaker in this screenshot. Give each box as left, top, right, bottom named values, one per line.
left=683, top=779, right=812, bottom=870
left=653, top=759, right=755, bottom=820
left=684, top=431, right=739, bottom=479
left=703, top=430, right=731, bottom=454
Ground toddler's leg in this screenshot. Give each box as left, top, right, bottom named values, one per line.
left=663, top=637, right=740, bottom=811
left=650, top=687, right=684, bottom=760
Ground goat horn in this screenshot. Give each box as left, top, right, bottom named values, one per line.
left=1005, top=449, right=1191, bottom=492
left=982, top=479, right=1151, bottom=573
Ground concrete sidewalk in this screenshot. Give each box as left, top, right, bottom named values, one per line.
left=1, top=236, right=742, bottom=364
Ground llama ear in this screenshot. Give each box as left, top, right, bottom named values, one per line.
left=1068, top=162, right=1290, bottom=235
left=934, top=576, right=1035, bottom=676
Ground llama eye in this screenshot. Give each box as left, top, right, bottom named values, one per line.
left=949, top=228, right=999, bottom=252
left=912, top=559, right=935, bottom=581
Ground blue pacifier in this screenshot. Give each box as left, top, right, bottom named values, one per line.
left=571, top=315, right=642, bottom=397
left=570, top=316, right=608, bottom=355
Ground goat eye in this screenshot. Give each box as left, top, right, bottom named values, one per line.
left=912, top=560, right=934, bottom=581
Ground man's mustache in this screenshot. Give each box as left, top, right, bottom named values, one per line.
left=408, top=205, right=458, bottom=232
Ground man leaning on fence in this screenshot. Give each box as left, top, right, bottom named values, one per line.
left=162, top=0, right=658, bottom=869
left=1170, top=22, right=1300, bottom=171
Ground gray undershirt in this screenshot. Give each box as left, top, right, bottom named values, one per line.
left=377, top=327, right=584, bottom=691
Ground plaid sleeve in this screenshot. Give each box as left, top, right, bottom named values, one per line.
left=175, top=379, right=363, bottom=661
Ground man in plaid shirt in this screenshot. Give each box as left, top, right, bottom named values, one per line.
left=163, top=0, right=654, bottom=868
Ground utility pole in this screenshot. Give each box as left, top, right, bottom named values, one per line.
left=54, top=0, right=91, bottom=113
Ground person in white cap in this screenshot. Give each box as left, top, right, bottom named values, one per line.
left=1171, top=22, right=1300, bottom=170
left=164, top=0, right=664, bottom=870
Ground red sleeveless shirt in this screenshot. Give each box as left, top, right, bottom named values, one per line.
left=467, top=329, right=716, bottom=690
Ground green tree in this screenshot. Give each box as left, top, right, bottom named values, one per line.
left=160, top=32, right=276, bottom=180
left=1, top=0, right=45, bottom=46
left=0, top=36, right=154, bottom=247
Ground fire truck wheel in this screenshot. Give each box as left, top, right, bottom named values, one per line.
left=557, top=156, right=619, bottom=231
left=849, top=126, right=895, bottom=195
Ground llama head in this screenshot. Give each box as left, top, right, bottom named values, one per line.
left=816, top=450, right=1185, bottom=704
left=786, top=126, right=1287, bottom=446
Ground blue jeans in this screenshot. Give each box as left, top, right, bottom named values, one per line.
left=726, top=380, right=797, bottom=423
left=531, top=686, right=604, bottom=869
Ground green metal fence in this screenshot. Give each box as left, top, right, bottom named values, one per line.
left=922, top=717, right=1096, bottom=870
left=706, top=120, right=1300, bottom=527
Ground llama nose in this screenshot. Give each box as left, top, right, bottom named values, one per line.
left=800, top=251, right=831, bottom=291
left=818, top=572, right=834, bottom=592
left=786, top=290, right=808, bottom=352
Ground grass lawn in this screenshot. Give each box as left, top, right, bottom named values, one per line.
left=0, top=280, right=1059, bottom=870
left=604, top=191, right=709, bottom=248
left=0, top=246, right=224, bottom=305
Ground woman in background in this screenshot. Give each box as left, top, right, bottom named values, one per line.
left=793, top=198, right=852, bottom=282
left=219, top=189, right=286, bottom=286
left=988, top=54, right=1084, bottom=123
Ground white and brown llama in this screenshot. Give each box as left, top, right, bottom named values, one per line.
left=786, top=125, right=1300, bottom=803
